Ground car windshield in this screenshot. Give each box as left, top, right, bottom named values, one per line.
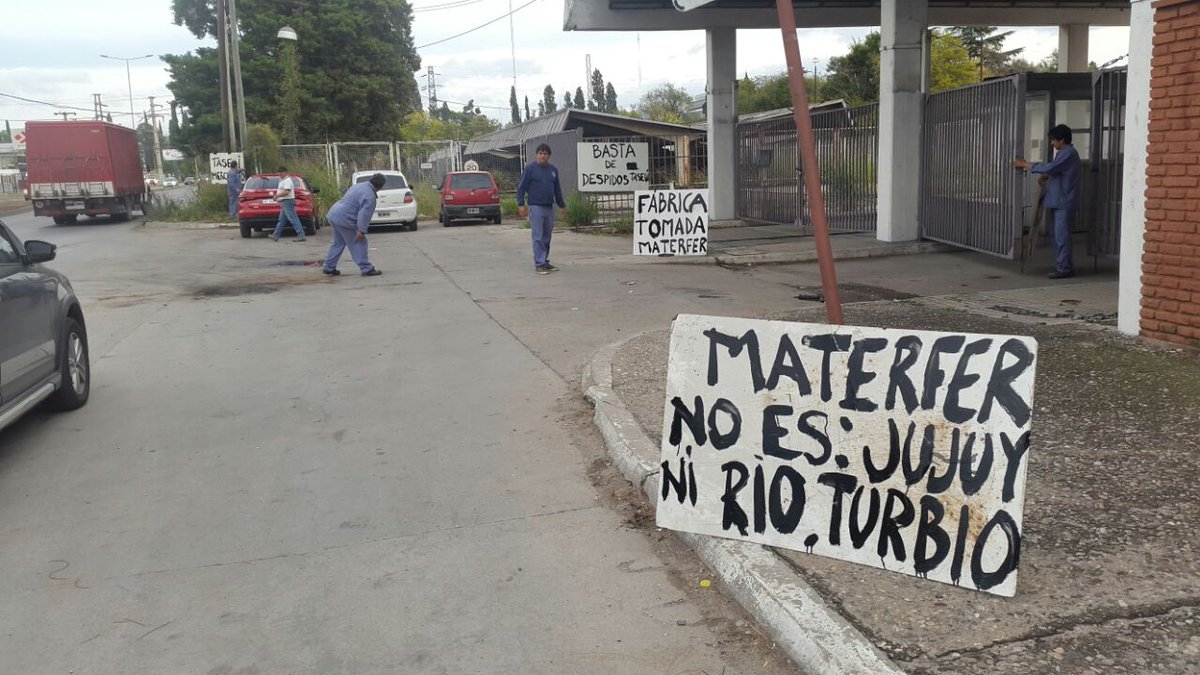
left=449, top=174, right=492, bottom=190
left=245, top=176, right=305, bottom=191
left=357, top=174, right=407, bottom=190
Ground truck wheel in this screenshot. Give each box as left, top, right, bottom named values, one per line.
left=48, top=317, right=90, bottom=411
left=53, top=216, right=67, bottom=225
left=240, top=222, right=253, bottom=238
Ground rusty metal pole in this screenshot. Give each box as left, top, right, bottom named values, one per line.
left=775, top=0, right=844, bottom=325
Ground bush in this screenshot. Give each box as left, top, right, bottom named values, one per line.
left=564, top=194, right=598, bottom=227
left=413, top=184, right=442, bottom=220
left=501, top=197, right=519, bottom=217
left=147, top=182, right=229, bottom=222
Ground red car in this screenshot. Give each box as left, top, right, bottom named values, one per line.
left=439, top=171, right=502, bottom=226
left=237, top=173, right=322, bottom=238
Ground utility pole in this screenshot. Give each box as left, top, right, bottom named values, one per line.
left=215, top=0, right=233, bottom=152
left=53, top=112, right=77, bottom=121
left=228, top=0, right=248, bottom=152
left=92, top=93, right=108, bottom=121
left=427, top=66, right=438, bottom=112
left=148, top=96, right=165, bottom=183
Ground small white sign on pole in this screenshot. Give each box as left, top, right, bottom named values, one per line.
left=209, top=152, right=244, bottom=184
left=162, top=149, right=185, bottom=162
left=634, top=189, right=709, bottom=256
left=578, top=141, right=649, bottom=193
left=657, top=314, right=1039, bottom=596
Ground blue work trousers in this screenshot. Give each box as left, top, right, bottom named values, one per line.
left=1048, top=207, right=1075, bottom=274
left=228, top=192, right=239, bottom=218
left=324, top=224, right=373, bottom=273
left=529, top=205, right=555, bottom=267
left=273, top=199, right=305, bottom=239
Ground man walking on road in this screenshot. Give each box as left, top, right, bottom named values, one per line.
left=1013, top=124, right=1081, bottom=279
left=226, top=160, right=244, bottom=219
left=516, top=143, right=566, bottom=275
left=270, top=168, right=306, bottom=242
left=322, top=172, right=384, bottom=277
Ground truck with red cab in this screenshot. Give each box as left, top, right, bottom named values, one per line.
left=24, top=121, right=148, bottom=224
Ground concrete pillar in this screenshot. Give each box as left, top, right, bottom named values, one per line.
left=877, top=0, right=927, bottom=242
left=1118, top=0, right=1153, bottom=336
left=1058, top=24, right=1090, bottom=72
left=706, top=28, right=737, bottom=221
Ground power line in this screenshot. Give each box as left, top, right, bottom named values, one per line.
left=413, top=0, right=487, bottom=12
left=416, top=0, right=539, bottom=50
left=0, top=91, right=97, bottom=113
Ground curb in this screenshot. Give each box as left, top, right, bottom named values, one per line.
left=583, top=336, right=905, bottom=675
left=641, top=240, right=954, bottom=267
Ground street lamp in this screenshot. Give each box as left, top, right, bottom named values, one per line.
left=99, top=54, right=155, bottom=128
left=277, top=26, right=298, bottom=41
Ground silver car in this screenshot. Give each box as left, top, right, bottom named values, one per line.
left=0, top=220, right=90, bottom=433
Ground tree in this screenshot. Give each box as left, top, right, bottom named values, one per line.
left=244, top=123, right=282, bottom=173
left=276, top=40, right=302, bottom=143
left=0, top=130, right=9, bottom=143
left=166, top=0, right=421, bottom=148
left=589, top=69, right=606, bottom=111
left=509, top=86, right=521, bottom=125
left=1007, top=49, right=1058, bottom=75
left=738, top=72, right=792, bottom=114
left=563, top=91, right=573, bottom=110
left=947, top=27, right=1023, bottom=80
left=635, top=84, right=697, bottom=124
left=929, top=31, right=978, bottom=93
left=604, top=82, right=618, bottom=113
left=573, top=87, right=586, bottom=110
left=524, top=95, right=531, bottom=122
left=399, top=110, right=498, bottom=142
left=542, top=85, right=558, bottom=114
left=822, top=32, right=881, bottom=105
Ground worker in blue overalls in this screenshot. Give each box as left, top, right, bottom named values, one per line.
left=322, top=173, right=384, bottom=277
left=226, top=160, right=245, bottom=220
left=1014, top=124, right=1081, bottom=279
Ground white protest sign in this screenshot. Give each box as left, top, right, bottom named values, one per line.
left=578, top=141, right=649, bottom=192
left=209, top=152, right=244, bottom=184
left=162, top=148, right=185, bottom=161
left=657, top=314, right=1038, bottom=596
left=634, top=189, right=708, bottom=256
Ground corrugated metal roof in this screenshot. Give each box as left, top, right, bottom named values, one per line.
left=464, top=109, right=703, bottom=155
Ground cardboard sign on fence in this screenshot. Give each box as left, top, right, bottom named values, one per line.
left=634, top=189, right=709, bottom=256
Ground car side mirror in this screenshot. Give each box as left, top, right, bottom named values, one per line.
left=24, top=240, right=56, bottom=264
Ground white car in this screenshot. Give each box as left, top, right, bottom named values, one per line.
left=162, top=175, right=179, bottom=188
left=351, top=170, right=417, bottom=231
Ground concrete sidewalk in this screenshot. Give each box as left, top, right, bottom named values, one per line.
left=585, top=287, right=1200, bottom=674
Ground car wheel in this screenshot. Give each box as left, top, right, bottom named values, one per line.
left=240, top=222, right=252, bottom=238
left=492, top=215, right=502, bottom=225
left=408, top=220, right=418, bottom=231
left=441, top=210, right=450, bottom=227
left=302, top=218, right=316, bottom=236
left=48, top=317, right=90, bottom=411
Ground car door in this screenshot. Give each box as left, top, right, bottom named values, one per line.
left=0, top=225, right=58, bottom=403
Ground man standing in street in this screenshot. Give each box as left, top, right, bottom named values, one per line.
left=270, top=167, right=306, bottom=242
left=516, top=143, right=567, bottom=275
left=226, top=160, right=244, bottom=220
left=322, top=172, right=384, bottom=277
left=1014, top=124, right=1081, bottom=279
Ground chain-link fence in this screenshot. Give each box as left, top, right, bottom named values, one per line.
left=332, top=142, right=394, bottom=186
left=396, top=141, right=460, bottom=190
left=279, top=144, right=332, bottom=176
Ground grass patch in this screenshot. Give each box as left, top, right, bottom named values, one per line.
left=413, top=184, right=442, bottom=220
left=564, top=194, right=598, bottom=227
left=501, top=197, right=519, bottom=217
left=147, top=182, right=228, bottom=222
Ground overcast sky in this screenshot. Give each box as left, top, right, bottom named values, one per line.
left=0, top=0, right=1131, bottom=135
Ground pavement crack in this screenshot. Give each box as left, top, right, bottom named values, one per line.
left=931, top=598, right=1200, bottom=660
left=408, top=240, right=569, bottom=384
left=120, top=504, right=600, bottom=580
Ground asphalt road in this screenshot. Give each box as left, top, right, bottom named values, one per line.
left=0, top=217, right=798, bottom=673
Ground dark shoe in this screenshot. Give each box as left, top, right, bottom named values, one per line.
left=535, top=265, right=550, bottom=275
left=544, top=262, right=559, bottom=272
left=1047, top=270, right=1075, bottom=279
left=323, top=268, right=341, bottom=276
left=362, top=268, right=382, bottom=277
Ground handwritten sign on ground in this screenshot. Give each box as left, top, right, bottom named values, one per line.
left=209, top=152, right=244, bottom=184
left=657, top=314, right=1038, bottom=596
left=578, top=142, right=649, bottom=192
left=634, top=189, right=709, bottom=256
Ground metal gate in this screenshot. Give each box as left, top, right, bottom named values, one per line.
left=920, top=76, right=1026, bottom=258
left=737, top=103, right=878, bottom=233
left=1089, top=67, right=1127, bottom=257
left=395, top=140, right=460, bottom=188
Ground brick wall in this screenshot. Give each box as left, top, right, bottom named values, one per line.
left=1143, top=0, right=1200, bottom=347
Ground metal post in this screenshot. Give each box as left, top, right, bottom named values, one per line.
left=228, top=0, right=248, bottom=152
left=215, top=0, right=232, bottom=152
left=774, top=0, right=843, bottom=324
left=148, top=96, right=165, bottom=183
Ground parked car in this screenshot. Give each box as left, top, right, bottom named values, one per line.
left=162, top=175, right=179, bottom=188
left=0, top=219, right=90, bottom=434
left=439, top=171, right=502, bottom=226
left=237, top=173, right=322, bottom=238
left=351, top=170, right=418, bottom=231
left=184, top=176, right=196, bottom=185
